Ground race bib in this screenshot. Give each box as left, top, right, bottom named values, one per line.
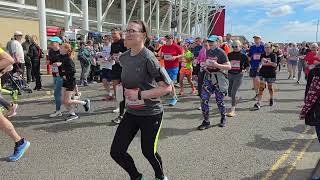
left=51, top=66, right=59, bottom=73
left=126, top=98, right=145, bottom=109
left=230, top=60, right=240, bottom=70
left=163, top=54, right=173, bottom=61
left=181, top=61, right=187, bottom=67
left=253, top=53, right=261, bottom=60
left=206, top=57, right=217, bottom=69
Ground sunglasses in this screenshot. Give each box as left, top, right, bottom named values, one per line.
left=232, top=46, right=239, bottom=48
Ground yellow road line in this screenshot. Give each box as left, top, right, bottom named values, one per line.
left=262, top=127, right=310, bottom=180
left=279, top=134, right=317, bottom=180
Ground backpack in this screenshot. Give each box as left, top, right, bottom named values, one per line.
left=78, top=48, right=92, bottom=67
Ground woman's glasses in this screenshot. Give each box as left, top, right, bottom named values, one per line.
left=124, top=29, right=144, bottom=34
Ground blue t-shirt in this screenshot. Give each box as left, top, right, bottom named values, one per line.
left=248, top=44, right=265, bottom=69
left=193, top=45, right=203, bottom=58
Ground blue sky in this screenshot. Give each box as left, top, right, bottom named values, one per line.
left=216, top=0, right=320, bottom=43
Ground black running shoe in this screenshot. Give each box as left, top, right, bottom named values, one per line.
left=252, top=103, right=261, bottom=111
left=112, top=116, right=122, bottom=124
left=197, top=122, right=210, bottom=130
left=83, top=99, right=91, bottom=112
left=218, top=117, right=226, bottom=127
left=269, top=99, right=274, bottom=106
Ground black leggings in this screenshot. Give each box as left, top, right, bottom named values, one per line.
left=110, top=112, right=164, bottom=179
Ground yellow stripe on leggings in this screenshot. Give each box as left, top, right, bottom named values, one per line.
left=154, top=113, right=163, bottom=154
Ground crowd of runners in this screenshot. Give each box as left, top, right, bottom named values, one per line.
left=1, top=19, right=320, bottom=180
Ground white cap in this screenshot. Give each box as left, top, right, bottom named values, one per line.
left=14, top=31, right=23, bottom=36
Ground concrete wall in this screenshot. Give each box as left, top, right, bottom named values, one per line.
left=0, top=17, right=39, bottom=48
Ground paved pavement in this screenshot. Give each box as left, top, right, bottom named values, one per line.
left=0, top=69, right=318, bottom=180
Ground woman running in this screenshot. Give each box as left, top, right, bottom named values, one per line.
left=110, top=20, right=171, bottom=180
left=0, top=47, right=30, bottom=161
left=226, top=40, right=250, bottom=117
left=59, top=43, right=91, bottom=121
left=48, top=36, right=64, bottom=118
left=179, top=42, right=196, bottom=95
left=197, top=35, right=231, bottom=130
left=287, top=43, right=299, bottom=80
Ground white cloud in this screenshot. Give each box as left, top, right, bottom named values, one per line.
left=256, top=19, right=271, bottom=25
left=266, top=5, right=293, bottom=17
left=282, top=20, right=318, bottom=33
left=304, top=1, right=320, bottom=11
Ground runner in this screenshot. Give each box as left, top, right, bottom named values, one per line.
left=248, top=35, right=265, bottom=100
left=252, top=43, right=277, bottom=110
left=160, top=34, right=183, bottom=106
left=197, top=35, right=231, bottom=130
left=273, top=44, right=283, bottom=72
left=297, top=42, right=310, bottom=84
left=304, top=43, right=319, bottom=78
left=0, top=47, right=30, bottom=161
left=300, top=63, right=320, bottom=143
left=192, top=37, right=203, bottom=85
left=110, top=27, right=127, bottom=124
left=225, top=33, right=233, bottom=52
left=48, top=36, right=64, bottom=118
left=287, top=43, right=299, bottom=80
left=100, top=35, right=113, bottom=101
left=226, top=40, right=250, bottom=117
left=59, top=43, right=91, bottom=121
left=179, top=43, right=196, bottom=95
left=110, top=20, right=171, bottom=180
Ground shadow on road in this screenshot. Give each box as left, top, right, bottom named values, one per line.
left=269, top=109, right=299, bottom=114
left=274, top=98, right=304, bottom=103
left=33, top=121, right=115, bottom=133
left=276, top=88, right=305, bottom=92
left=282, top=124, right=315, bottom=135
left=246, top=134, right=317, bottom=152
left=240, top=166, right=313, bottom=180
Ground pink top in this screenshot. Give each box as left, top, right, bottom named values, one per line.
left=197, top=47, right=207, bottom=63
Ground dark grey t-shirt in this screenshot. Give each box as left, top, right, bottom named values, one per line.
left=120, top=47, right=163, bottom=116
left=205, top=47, right=229, bottom=73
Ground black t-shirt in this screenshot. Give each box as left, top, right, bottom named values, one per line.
left=228, top=51, right=250, bottom=74
left=48, top=48, right=62, bottom=77
left=299, top=48, right=311, bottom=57
left=60, top=54, right=76, bottom=80
left=111, top=39, right=127, bottom=72
left=259, top=53, right=277, bottom=78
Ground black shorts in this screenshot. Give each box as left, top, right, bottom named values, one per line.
left=193, top=64, right=200, bottom=76
left=100, top=68, right=112, bottom=82
left=63, top=78, right=76, bottom=91
left=249, top=69, right=259, bottom=78
left=111, top=64, right=122, bottom=80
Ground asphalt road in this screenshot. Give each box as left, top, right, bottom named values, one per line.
left=0, top=70, right=317, bottom=180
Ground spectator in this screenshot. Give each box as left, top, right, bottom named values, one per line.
left=11, top=31, right=25, bottom=76
left=27, top=35, right=42, bottom=91
left=22, top=35, right=34, bottom=83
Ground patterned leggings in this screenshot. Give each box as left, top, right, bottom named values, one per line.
left=201, top=80, right=226, bottom=123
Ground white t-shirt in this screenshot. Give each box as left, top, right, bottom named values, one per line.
left=101, top=44, right=113, bottom=70
left=11, top=40, right=25, bottom=63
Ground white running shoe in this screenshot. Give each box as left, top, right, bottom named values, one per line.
left=113, top=108, right=120, bottom=113
left=49, top=111, right=62, bottom=118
